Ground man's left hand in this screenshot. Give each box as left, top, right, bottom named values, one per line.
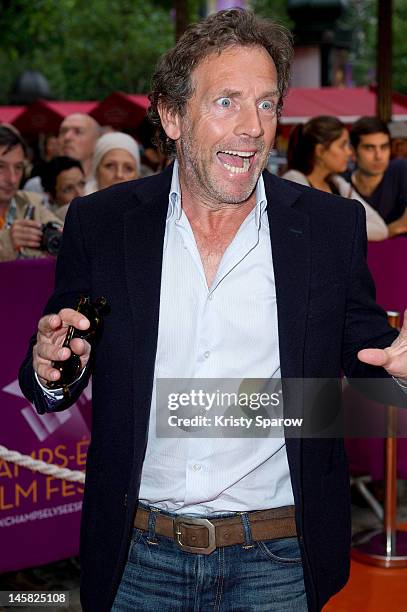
left=358, top=309, right=407, bottom=379
left=387, top=210, right=407, bottom=238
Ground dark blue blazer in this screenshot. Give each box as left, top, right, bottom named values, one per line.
left=19, top=165, right=400, bottom=611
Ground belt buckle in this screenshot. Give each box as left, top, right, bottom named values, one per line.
left=173, top=517, right=216, bottom=555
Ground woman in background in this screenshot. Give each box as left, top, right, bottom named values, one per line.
left=87, top=132, right=140, bottom=193
left=282, top=116, right=388, bottom=241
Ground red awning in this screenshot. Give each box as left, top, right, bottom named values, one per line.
left=13, top=100, right=97, bottom=135
left=90, top=92, right=150, bottom=129
left=0, top=105, right=25, bottom=124
left=43, top=101, right=97, bottom=116
left=280, top=86, right=407, bottom=125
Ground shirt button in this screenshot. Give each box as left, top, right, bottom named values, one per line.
left=204, top=351, right=210, bottom=359
left=192, top=464, right=201, bottom=472
left=208, top=294, right=214, bottom=301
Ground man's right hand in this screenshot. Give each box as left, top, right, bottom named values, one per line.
left=33, top=309, right=91, bottom=386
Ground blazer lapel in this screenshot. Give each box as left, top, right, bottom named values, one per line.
left=264, top=172, right=311, bottom=503
left=265, top=172, right=311, bottom=379
left=123, top=170, right=171, bottom=425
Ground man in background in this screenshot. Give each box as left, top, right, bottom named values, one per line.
left=58, top=113, right=100, bottom=190
left=0, top=125, right=61, bottom=261
left=349, top=116, right=407, bottom=237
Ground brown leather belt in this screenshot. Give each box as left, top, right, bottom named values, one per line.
left=134, top=505, right=297, bottom=555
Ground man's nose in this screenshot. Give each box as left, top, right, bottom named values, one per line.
left=234, top=105, right=263, bottom=139
left=61, top=130, right=72, bottom=141
left=73, top=185, right=84, bottom=198
left=7, top=167, right=20, bottom=185
left=374, top=147, right=383, bottom=160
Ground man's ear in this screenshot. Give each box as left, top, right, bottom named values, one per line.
left=158, top=101, right=181, bottom=142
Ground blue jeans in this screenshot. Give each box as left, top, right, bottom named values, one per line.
left=111, top=507, right=307, bottom=611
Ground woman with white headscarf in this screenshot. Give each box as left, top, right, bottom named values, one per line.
left=87, top=132, right=140, bottom=193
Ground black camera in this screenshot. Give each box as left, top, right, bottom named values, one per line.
left=41, top=222, right=62, bottom=256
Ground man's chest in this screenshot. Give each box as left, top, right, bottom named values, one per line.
left=155, top=219, right=279, bottom=379
left=193, top=229, right=237, bottom=288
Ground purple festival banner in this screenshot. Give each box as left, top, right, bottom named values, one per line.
left=347, top=235, right=407, bottom=480
left=0, top=258, right=91, bottom=573
left=367, top=235, right=407, bottom=315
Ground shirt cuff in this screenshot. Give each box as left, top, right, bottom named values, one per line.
left=35, top=367, right=86, bottom=401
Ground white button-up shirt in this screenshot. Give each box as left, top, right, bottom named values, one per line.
left=138, top=161, right=294, bottom=515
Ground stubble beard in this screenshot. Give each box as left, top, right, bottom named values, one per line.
left=177, top=121, right=269, bottom=210
left=357, top=159, right=388, bottom=178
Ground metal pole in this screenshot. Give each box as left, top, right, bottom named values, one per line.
left=174, top=0, right=189, bottom=42
left=384, top=312, right=400, bottom=556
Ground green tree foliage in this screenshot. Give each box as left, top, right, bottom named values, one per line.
left=253, top=0, right=407, bottom=94
left=1, top=1, right=405, bottom=104
left=392, top=0, right=407, bottom=93
left=0, top=0, right=176, bottom=103
left=250, top=0, right=292, bottom=26
left=339, top=0, right=407, bottom=93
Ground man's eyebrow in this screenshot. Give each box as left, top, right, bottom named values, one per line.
left=214, top=88, right=279, bottom=99
left=215, top=89, right=241, bottom=98
left=258, top=90, right=280, bottom=99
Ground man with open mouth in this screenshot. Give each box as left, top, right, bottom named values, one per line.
left=20, top=8, right=407, bottom=612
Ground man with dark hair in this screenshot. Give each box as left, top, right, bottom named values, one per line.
left=0, top=125, right=61, bottom=261
left=349, top=116, right=407, bottom=236
left=40, top=156, right=86, bottom=221
left=19, top=10, right=407, bottom=612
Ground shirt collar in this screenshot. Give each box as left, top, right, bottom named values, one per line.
left=168, top=159, right=182, bottom=220
left=168, top=159, right=267, bottom=226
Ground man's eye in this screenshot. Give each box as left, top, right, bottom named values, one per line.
left=259, top=100, right=275, bottom=111
left=216, top=98, right=231, bottom=108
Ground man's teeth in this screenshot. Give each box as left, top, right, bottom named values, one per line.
left=222, top=158, right=250, bottom=173
left=219, top=151, right=253, bottom=173
left=221, top=150, right=254, bottom=157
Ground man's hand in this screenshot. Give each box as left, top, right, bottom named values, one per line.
left=387, top=210, right=407, bottom=238
left=33, top=309, right=91, bottom=386
left=358, top=309, right=407, bottom=379
left=10, top=219, right=43, bottom=250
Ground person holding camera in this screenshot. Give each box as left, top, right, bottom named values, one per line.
left=0, top=125, right=62, bottom=261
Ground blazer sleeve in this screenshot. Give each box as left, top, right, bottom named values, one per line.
left=19, top=198, right=93, bottom=414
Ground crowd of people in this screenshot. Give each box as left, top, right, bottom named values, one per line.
left=0, top=106, right=406, bottom=263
